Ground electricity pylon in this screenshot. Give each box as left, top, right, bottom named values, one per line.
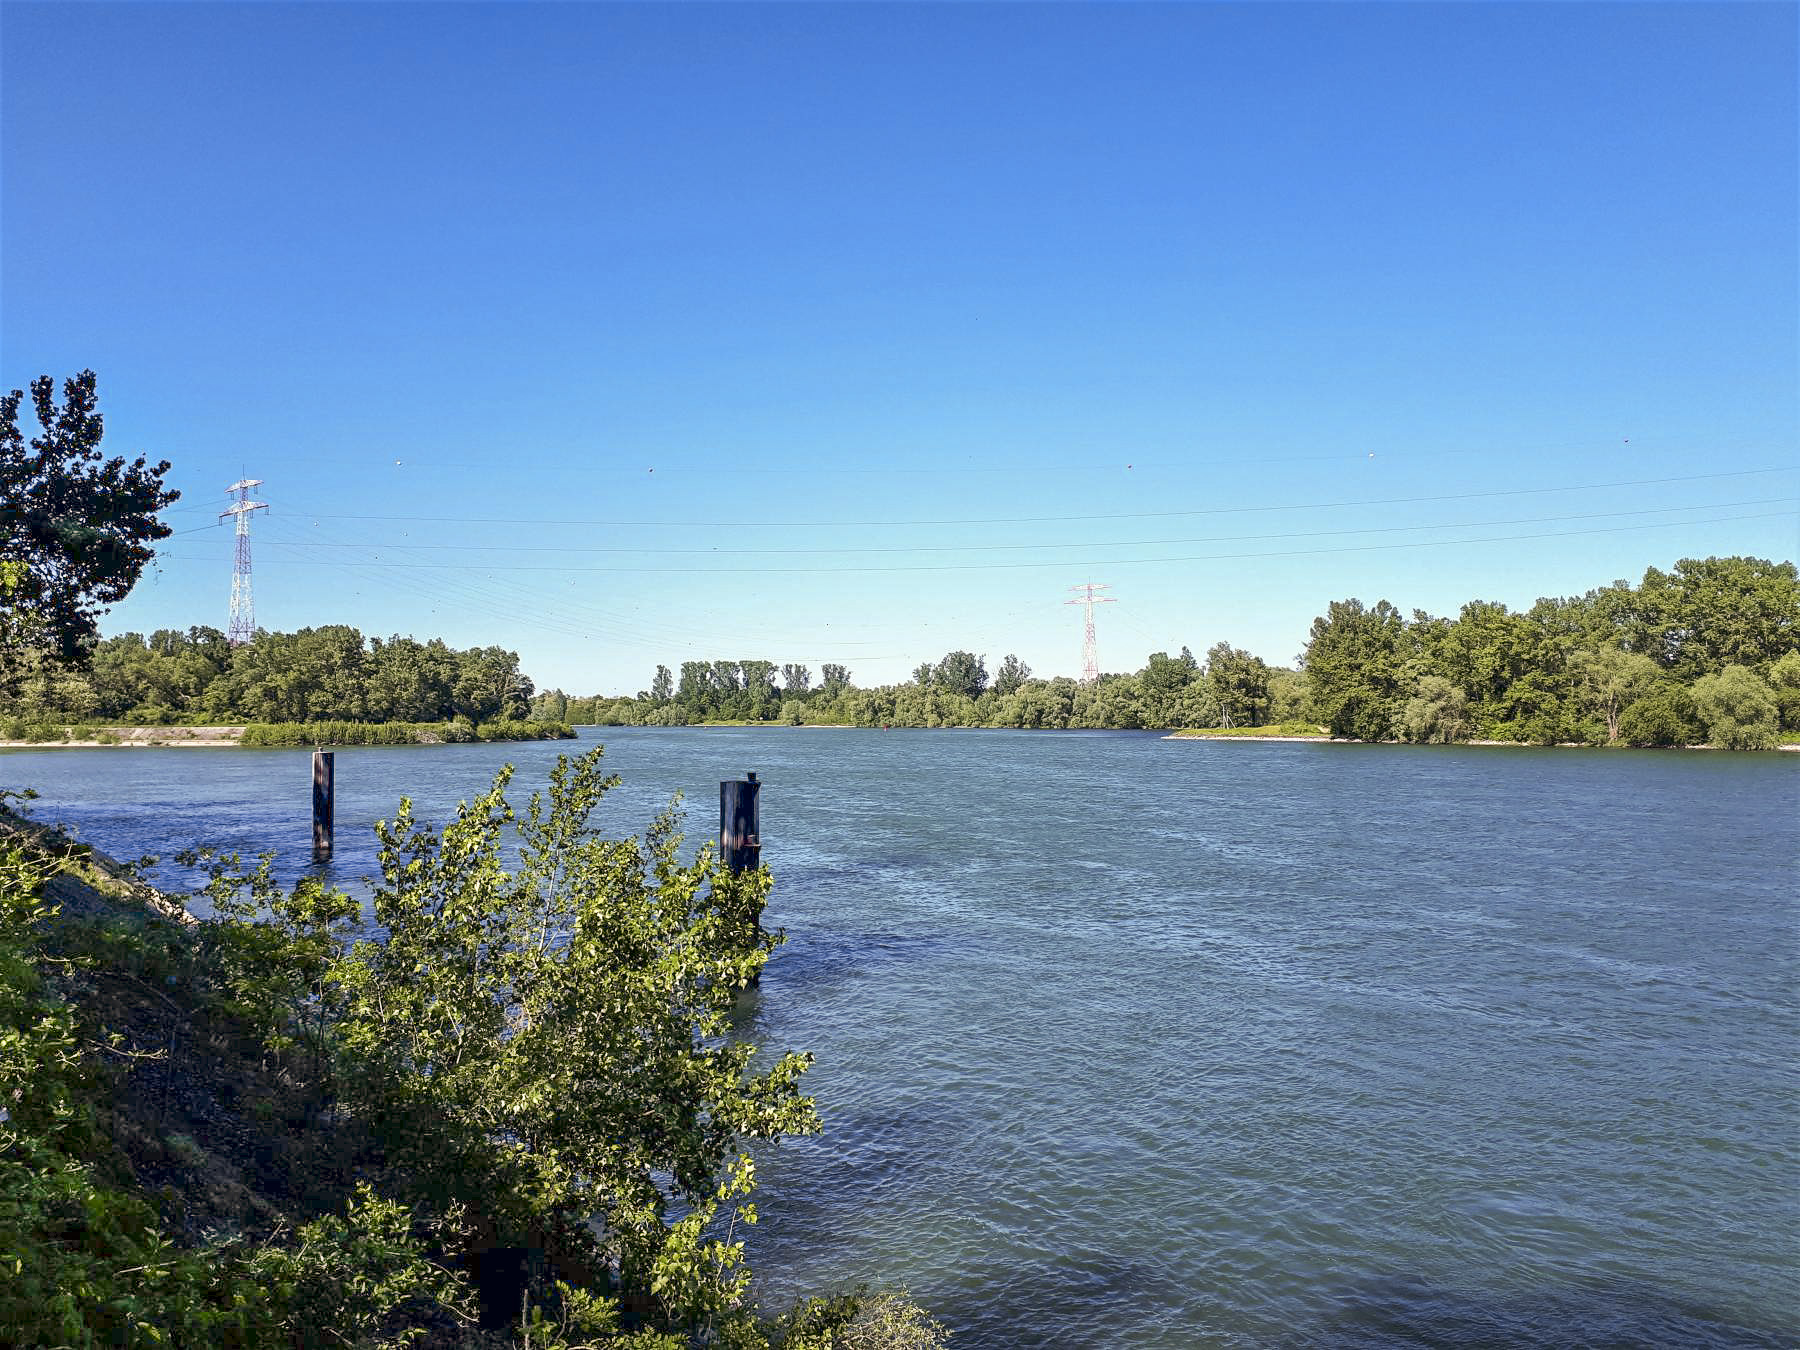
left=1065, top=582, right=1115, bottom=683
left=220, top=478, right=269, bottom=645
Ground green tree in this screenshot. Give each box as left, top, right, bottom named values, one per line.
left=331, top=749, right=818, bottom=1335
left=993, top=654, right=1031, bottom=697
left=1205, top=643, right=1270, bottom=728
left=1690, top=665, right=1780, bottom=750
left=1617, top=685, right=1707, bottom=747
left=0, top=371, right=179, bottom=687
left=1426, top=600, right=1537, bottom=727
left=649, top=664, right=675, bottom=703
left=932, top=651, right=988, bottom=699
left=1767, top=649, right=1800, bottom=733
left=1569, top=646, right=1662, bottom=743
left=364, top=635, right=457, bottom=722
left=1136, top=650, right=1197, bottom=728
left=1633, top=557, right=1800, bottom=676
left=1395, top=674, right=1472, bottom=744
left=677, top=661, right=715, bottom=717
left=781, top=663, right=811, bottom=697
left=1139, top=650, right=1196, bottom=696
left=710, top=660, right=743, bottom=699
left=740, top=659, right=779, bottom=720
left=451, top=645, right=532, bottom=722
left=820, top=663, right=851, bottom=694
left=1303, top=599, right=1409, bottom=738
left=1081, top=674, right=1145, bottom=729
left=1266, top=668, right=1308, bottom=723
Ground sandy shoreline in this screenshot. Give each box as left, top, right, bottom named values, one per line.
left=1163, top=732, right=1334, bottom=743
left=1164, top=732, right=1800, bottom=751
left=0, top=726, right=245, bottom=750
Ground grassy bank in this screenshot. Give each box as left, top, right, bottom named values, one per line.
left=240, top=718, right=575, bottom=747
left=1, top=720, right=576, bottom=748
left=1168, top=722, right=1331, bottom=739
left=1167, top=725, right=1800, bottom=750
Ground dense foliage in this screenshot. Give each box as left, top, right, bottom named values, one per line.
left=239, top=719, right=573, bottom=747
left=1301, top=556, right=1798, bottom=748
left=1, top=762, right=944, bottom=1347
left=0, top=372, right=179, bottom=673
left=544, top=643, right=1302, bottom=735
left=0, top=826, right=474, bottom=1348
left=545, top=556, right=1798, bottom=748
left=0, top=371, right=179, bottom=692
left=332, top=751, right=818, bottom=1338
left=6, top=625, right=537, bottom=727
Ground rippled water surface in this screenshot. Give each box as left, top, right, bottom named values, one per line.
left=6, top=729, right=1797, bottom=1347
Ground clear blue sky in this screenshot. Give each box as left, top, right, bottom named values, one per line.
left=4, top=2, right=1795, bottom=694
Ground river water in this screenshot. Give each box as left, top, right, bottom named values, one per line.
left=4, top=729, right=1796, bottom=1347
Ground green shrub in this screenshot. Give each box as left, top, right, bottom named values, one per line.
left=330, top=750, right=814, bottom=1338
left=473, top=718, right=574, bottom=742
left=241, top=721, right=572, bottom=748
left=1394, top=677, right=1472, bottom=744
left=8, top=720, right=70, bottom=742
left=0, top=837, right=472, bottom=1349
left=1175, top=721, right=1328, bottom=738
left=1691, top=665, right=1780, bottom=750
left=769, top=1289, right=950, bottom=1350
left=1768, top=651, right=1800, bottom=733
left=1619, top=686, right=1707, bottom=747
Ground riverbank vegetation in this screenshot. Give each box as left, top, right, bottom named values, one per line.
left=5, top=625, right=551, bottom=730
left=0, top=719, right=576, bottom=748
left=0, top=759, right=945, bottom=1347
left=1, top=371, right=560, bottom=747
left=543, top=555, right=1798, bottom=750
left=1, top=371, right=179, bottom=685
left=1303, top=555, right=1796, bottom=749
left=1169, top=722, right=1329, bottom=740
left=239, top=719, right=573, bottom=747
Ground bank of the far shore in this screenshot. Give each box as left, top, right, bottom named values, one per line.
left=0, top=725, right=245, bottom=749
left=1165, top=728, right=1800, bottom=751
left=0, top=720, right=577, bottom=750
left=8, top=721, right=1794, bottom=752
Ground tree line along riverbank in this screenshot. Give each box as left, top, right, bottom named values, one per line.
left=537, top=556, right=1799, bottom=751
left=4, top=625, right=543, bottom=729
left=5, top=553, right=1794, bottom=752
left=0, top=718, right=576, bottom=749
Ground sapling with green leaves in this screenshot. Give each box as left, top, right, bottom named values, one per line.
left=329, top=747, right=818, bottom=1337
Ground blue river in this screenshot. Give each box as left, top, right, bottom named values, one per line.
left=5, top=728, right=1796, bottom=1347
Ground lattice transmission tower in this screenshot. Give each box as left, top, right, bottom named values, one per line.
left=1065, top=582, right=1115, bottom=684
left=220, top=478, right=269, bottom=645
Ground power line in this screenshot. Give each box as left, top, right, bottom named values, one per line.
left=251, top=516, right=912, bottom=657
left=273, top=465, right=1796, bottom=530
left=213, top=496, right=1795, bottom=557
left=269, top=446, right=1496, bottom=476
left=151, top=506, right=1796, bottom=576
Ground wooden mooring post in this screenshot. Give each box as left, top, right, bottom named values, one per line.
left=312, top=749, right=334, bottom=861
left=718, top=771, right=760, bottom=873
left=720, top=772, right=763, bottom=984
